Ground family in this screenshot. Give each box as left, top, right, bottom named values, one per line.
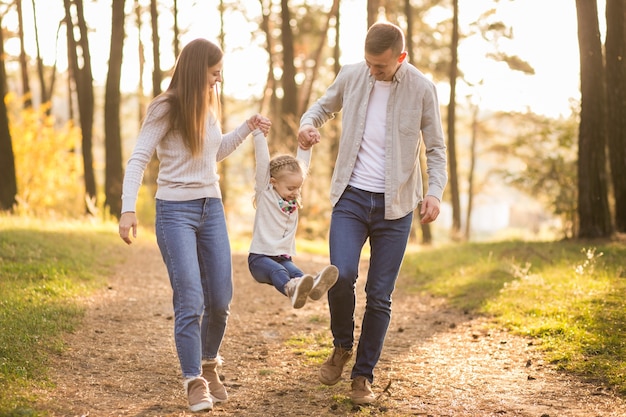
left=117, top=21, right=448, bottom=412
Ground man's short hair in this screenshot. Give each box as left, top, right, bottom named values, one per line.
left=365, top=22, right=405, bottom=56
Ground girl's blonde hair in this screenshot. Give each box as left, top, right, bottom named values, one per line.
left=270, top=154, right=307, bottom=181
left=153, top=38, right=223, bottom=157
left=253, top=154, right=307, bottom=208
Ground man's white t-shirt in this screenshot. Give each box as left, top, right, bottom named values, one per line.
left=349, top=80, right=391, bottom=193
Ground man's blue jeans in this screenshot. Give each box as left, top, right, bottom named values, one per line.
left=155, top=198, right=233, bottom=379
left=248, top=253, right=304, bottom=295
left=328, top=186, right=413, bottom=383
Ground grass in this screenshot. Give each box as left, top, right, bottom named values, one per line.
left=0, top=216, right=128, bottom=416
left=400, top=239, right=626, bottom=393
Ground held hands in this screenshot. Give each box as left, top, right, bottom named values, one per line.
left=297, top=125, right=320, bottom=150
left=119, top=212, right=138, bottom=245
left=420, top=195, right=441, bottom=224
left=247, top=114, right=272, bottom=136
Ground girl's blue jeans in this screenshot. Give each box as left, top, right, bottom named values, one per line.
left=328, top=186, right=413, bottom=383
left=155, top=198, right=232, bottom=379
left=248, top=253, right=304, bottom=295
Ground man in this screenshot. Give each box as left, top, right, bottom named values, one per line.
left=297, top=21, right=448, bottom=404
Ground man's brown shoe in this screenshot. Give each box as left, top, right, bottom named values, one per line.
left=350, top=376, right=375, bottom=405
left=319, top=346, right=352, bottom=385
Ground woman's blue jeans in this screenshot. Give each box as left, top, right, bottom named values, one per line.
left=248, top=253, right=304, bottom=295
left=155, top=198, right=233, bottom=379
left=328, top=186, right=412, bottom=382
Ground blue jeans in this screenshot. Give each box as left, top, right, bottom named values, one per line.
left=328, top=186, right=413, bottom=383
left=248, top=253, right=304, bottom=295
left=155, top=198, right=233, bottom=379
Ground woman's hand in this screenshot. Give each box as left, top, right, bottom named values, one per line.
left=247, top=114, right=272, bottom=136
left=119, top=212, right=138, bottom=245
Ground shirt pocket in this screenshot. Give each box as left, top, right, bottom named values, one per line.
left=399, top=106, right=422, bottom=136
left=399, top=108, right=421, bottom=146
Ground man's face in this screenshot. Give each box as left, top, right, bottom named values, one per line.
left=364, top=49, right=406, bottom=81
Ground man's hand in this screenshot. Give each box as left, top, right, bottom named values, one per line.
left=297, top=124, right=320, bottom=150
left=420, top=195, right=441, bottom=224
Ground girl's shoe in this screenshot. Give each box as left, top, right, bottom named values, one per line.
left=285, top=275, right=314, bottom=308
left=309, top=265, right=339, bottom=300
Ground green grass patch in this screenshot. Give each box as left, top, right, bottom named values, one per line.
left=401, top=240, right=626, bottom=393
left=0, top=216, right=128, bottom=415
left=286, top=332, right=333, bottom=363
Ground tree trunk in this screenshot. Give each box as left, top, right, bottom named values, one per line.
left=64, top=0, right=97, bottom=212
left=447, top=0, right=462, bottom=240
left=605, top=0, right=626, bottom=233
left=367, top=0, right=380, bottom=28
left=143, top=0, right=162, bottom=196
left=0, top=17, right=18, bottom=211
left=258, top=0, right=277, bottom=118
left=16, top=0, right=32, bottom=108
left=173, top=0, right=180, bottom=58
left=280, top=0, right=298, bottom=138
left=464, top=103, right=478, bottom=241
left=134, top=0, right=146, bottom=121
left=575, top=0, right=612, bottom=238
left=104, top=0, right=126, bottom=219
left=150, top=0, right=162, bottom=97
left=30, top=0, right=49, bottom=107
left=297, top=0, right=340, bottom=115
left=405, top=0, right=431, bottom=244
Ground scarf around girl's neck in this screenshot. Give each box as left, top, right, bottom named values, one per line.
left=278, top=197, right=298, bottom=214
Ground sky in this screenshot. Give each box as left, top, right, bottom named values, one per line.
left=5, top=0, right=595, bottom=119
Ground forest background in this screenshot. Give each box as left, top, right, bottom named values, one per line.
left=0, top=0, right=625, bottom=242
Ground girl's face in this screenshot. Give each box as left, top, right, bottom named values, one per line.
left=271, top=172, right=304, bottom=201
left=207, top=60, right=223, bottom=88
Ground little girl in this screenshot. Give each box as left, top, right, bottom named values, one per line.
left=248, top=129, right=338, bottom=308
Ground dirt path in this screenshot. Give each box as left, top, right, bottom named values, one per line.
left=37, top=239, right=626, bottom=416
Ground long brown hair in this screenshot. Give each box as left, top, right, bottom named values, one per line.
left=160, top=38, right=223, bottom=157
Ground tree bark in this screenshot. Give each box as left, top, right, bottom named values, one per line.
left=104, top=0, right=126, bottom=219
left=575, top=0, right=612, bottom=238
left=605, top=0, right=626, bottom=233
left=280, top=0, right=298, bottom=138
left=447, top=0, right=462, bottom=240
left=150, top=0, right=162, bottom=97
left=143, top=0, right=162, bottom=196
left=367, top=0, right=380, bottom=28
left=16, top=0, right=32, bottom=108
left=297, top=0, right=340, bottom=115
left=64, top=0, right=97, bottom=212
left=0, top=15, right=18, bottom=211
left=30, top=0, right=49, bottom=106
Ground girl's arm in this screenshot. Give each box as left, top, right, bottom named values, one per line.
left=296, top=145, right=312, bottom=171
left=253, top=129, right=271, bottom=193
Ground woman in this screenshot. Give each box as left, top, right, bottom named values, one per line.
left=118, top=38, right=270, bottom=412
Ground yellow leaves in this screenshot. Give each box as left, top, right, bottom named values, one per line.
left=8, top=98, right=85, bottom=216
